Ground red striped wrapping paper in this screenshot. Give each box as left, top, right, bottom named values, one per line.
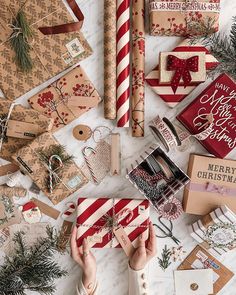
left=146, top=39, right=219, bottom=108
left=76, top=197, right=150, bottom=248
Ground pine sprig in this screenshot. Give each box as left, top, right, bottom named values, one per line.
left=158, top=245, right=172, bottom=271
left=0, top=226, right=67, bottom=295
left=9, top=9, right=34, bottom=73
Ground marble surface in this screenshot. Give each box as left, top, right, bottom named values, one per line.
left=1, top=0, right=236, bottom=294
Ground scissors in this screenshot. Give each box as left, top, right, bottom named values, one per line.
left=153, top=216, right=180, bottom=245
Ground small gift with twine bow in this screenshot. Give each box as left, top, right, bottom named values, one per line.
left=0, top=0, right=92, bottom=99
left=76, top=197, right=150, bottom=248
left=189, top=205, right=236, bottom=257
left=149, top=0, right=220, bottom=36
left=12, top=132, right=88, bottom=205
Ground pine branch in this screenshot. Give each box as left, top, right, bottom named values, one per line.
left=158, top=245, right=172, bottom=271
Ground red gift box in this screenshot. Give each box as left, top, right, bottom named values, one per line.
left=76, top=198, right=150, bottom=248
left=177, top=74, right=236, bottom=158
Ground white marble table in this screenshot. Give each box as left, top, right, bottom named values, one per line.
left=1, top=0, right=236, bottom=294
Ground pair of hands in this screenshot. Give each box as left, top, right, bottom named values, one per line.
left=70, top=222, right=157, bottom=291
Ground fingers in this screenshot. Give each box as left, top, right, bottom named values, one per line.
left=82, top=238, right=90, bottom=259
left=137, top=232, right=146, bottom=250
left=147, top=222, right=157, bottom=257
left=70, top=226, right=78, bottom=256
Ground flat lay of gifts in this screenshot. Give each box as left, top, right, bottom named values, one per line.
left=0, top=0, right=236, bottom=294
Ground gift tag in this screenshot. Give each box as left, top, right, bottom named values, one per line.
left=110, top=133, right=121, bottom=176
left=57, top=220, right=73, bottom=251
left=113, top=225, right=135, bottom=257
left=31, top=198, right=60, bottom=220
left=6, top=120, right=43, bottom=139
left=66, top=38, right=85, bottom=58
left=68, top=96, right=100, bottom=108
left=0, top=163, right=19, bottom=177
left=19, top=201, right=41, bottom=224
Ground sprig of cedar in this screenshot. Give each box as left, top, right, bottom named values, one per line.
left=158, top=245, right=172, bottom=271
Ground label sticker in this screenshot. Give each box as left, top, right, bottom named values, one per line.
left=87, top=235, right=103, bottom=243
left=62, top=52, right=73, bottom=64
left=196, top=250, right=208, bottom=262
left=67, top=175, right=82, bottom=189
left=66, top=38, right=85, bottom=58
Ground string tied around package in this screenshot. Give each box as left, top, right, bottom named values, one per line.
left=48, top=155, right=64, bottom=194
left=0, top=103, right=15, bottom=152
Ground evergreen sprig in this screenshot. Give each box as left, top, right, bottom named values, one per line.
left=9, top=9, right=34, bottom=73
left=158, top=245, right=172, bottom=271
left=0, top=226, right=67, bottom=295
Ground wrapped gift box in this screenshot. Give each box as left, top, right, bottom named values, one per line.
left=0, top=99, right=53, bottom=161
left=189, top=205, right=236, bottom=256
left=12, top=132, right=88, bottom=205
left=149, top=0, right=220, bottom=36
left=146, top=39, right=218, bottom=108
left=177, top=74, right=236, bottom=158
left=76, top=197, right=150, bottom=248
left=183, top=154, right=236, bottom=215
left=28, top=66, right=102, bottom=131
left=178, top=245, right=234, bottom=294
left=0, top=0, right=92, bottom=99
left=126, top=145, right=189, bottom=213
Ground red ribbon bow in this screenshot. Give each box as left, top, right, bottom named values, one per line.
left=167, top=55, right=199, bottom=93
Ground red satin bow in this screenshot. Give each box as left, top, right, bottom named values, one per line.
left=167, top=55, right=199, bottom=93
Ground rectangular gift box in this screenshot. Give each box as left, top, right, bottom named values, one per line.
left=178, top=245, right=234, bottom=294
left=146, top=39, right=218, bottom=108
left=28, top=66, right=102, bottom=131
left=126, top=145, right=189, bottom=214
left=76, top=197, right=150, bottom=248
left=0, top=99, right=53, bottom=161
left=12, top=132, right=88, bottom=205
left=149, top=0, right=220, bottom=36
left=183, top=154, right=236, bottom=215
left=177, top=74, right=236, bottom=158
left=0, top=0, right=92, bottom=99
left=189, top=205, right=236, bottom=257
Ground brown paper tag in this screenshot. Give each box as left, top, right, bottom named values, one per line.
left=57, top=220, right=73, bottom=251
left=0, top=163, right=19, bottom=177
left=6, top=120, right=43, bottom=139
left=113, top=225, right=135, bottom=257
left=67, top=96, right=99, bottom=107
left=31, top=198, right=60, bottom=220
left=110, top=133, right=121, bottom=176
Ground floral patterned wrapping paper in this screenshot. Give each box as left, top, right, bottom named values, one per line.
left=0, top=0, right=92, bottom=99
left=28, top=66, right=102, bottom=131
left=0, top=99, right=54, bottom=161
left=12, top=132, right=88, bottom=205
left=149, top=0, right=220, bottom=36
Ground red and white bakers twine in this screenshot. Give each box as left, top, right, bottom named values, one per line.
left=116, top=0, right=131, bottom=127
left=62, top=202, right=76, bottom=220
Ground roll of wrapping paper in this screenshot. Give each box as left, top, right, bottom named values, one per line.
left=131, top=0, right=145, bottom=137
left=104, top=0, right=117, bottom=120
left=116, top=0, right=131, bottom=128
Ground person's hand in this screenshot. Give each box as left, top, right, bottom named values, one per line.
left=70, top=226, right=97, bottom=292
left=129, top=221, right=157, bottom=271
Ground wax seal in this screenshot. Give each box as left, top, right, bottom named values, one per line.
left=73, top=125, right=92, bottom=141
left=190, top=283, right=199, bottom=291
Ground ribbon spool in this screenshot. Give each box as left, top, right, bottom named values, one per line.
left=73, top=125, right=92, bottom=141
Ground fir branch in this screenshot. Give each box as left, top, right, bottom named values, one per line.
left=9, top=9, right=33, bottom=73
left=158, top=245, right=172, bottom=271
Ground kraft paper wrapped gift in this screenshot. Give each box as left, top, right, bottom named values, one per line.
left=12, top=132, right=88, bottom=205
left=0, top=99, right=54, bottom=161
left=183, top=154, right=236, bottom=215
left=0, top=0, right=92, bottom=99
left=76, top=197, right=150, bottom=248
left=28, top=66, right=102, bottom=131
left=149, top=0, right=220, bottom=36
left=178, top=245, right=234, bottom=294
left=189, top=205, right=236, bottom=257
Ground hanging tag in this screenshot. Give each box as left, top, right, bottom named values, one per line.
left=110, top=133, right=121, bottom=176
left=113, top=225, right=135, bottom=257
left=31, top=198, right=60, bottom=220
left=67, top=96, right=99, bottom=107
left=6, top=120, right=43, bottom=139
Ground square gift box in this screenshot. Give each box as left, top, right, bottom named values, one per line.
left=177, top=74, right=236, bottom=158
left=178, top=245, right=234, bottom=294
left=149, top=0, right=220, bottom=36
left=28, top=66, right=102, bottom=131
left=189, top=205, right=236, bottom=257
left=12, top=132, right=88, bottom=205
left=0, top=0, right=92, bottom=99
left=0, top=99, right=53, bottom=161
left=183, top=154, right=236, bottom=215
left=146, top=39, right=218, bottom=108
left=76, top=197, right=150, bottom=248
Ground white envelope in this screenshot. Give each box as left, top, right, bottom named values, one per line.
left=174, top=269, right=213, bottom=295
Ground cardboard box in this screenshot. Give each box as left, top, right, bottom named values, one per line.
left=12, top=132, right=88, bottom=205
left=183, top=154, right=236, bottom=215
left=0, top=0, right=92, bottom=99
left=0, top=99, right=53, bottom=161
left=178, top=245, right=234, bottom=294
left=28, top=66, right=101, bottom=131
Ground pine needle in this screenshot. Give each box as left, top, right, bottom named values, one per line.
left=158, top=245, right=172, bottom=271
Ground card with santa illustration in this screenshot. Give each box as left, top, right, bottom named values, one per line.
left=177, top=74, right=236, bottom=158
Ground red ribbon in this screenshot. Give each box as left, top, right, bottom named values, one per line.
left=167, top=55, right=199, bottom=93
left=38, top=0, right=84, bottom=35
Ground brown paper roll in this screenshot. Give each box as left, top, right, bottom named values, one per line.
left=131, top=0, right=145, bottom=137
left=104, top=0, right=117, bottom=120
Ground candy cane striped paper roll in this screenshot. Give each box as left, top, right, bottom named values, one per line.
left=62, top=202, right=76, bottom=220
left=146, top=39, right=219, bottom=108
left=116, top=0, right=131, bottom=127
